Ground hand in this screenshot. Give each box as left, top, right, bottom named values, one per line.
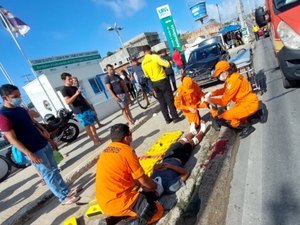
left=28, top=152, right=42, bottom=164
left=203, top=92, right=211, bottom=103
left=188, top=107, right=197, bottom=113
left=75, top=90, right=81, bottom=96
left=115, top=97, right=121, bottom=103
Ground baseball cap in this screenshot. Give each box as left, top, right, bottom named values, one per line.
left=212, top=61, right=231, bottom=78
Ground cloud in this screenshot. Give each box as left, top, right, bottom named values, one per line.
left=92, top=0, right=147, bottom=17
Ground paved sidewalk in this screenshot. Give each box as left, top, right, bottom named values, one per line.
left=0, top=98, right=161, bottom=225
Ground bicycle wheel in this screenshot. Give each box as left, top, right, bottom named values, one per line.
left=136, top=90, right=149, bottom=109
left=0, top=155, right=11, bottom=182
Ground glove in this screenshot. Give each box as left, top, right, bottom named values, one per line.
left=189, top=122, right=197, bottom=135
left=203, top=92, right=211, bottom=103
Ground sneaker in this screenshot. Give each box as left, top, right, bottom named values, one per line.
left=173, top=116, right=184, bottom=124
left=61, top=196, right=80, bottom=205
left=166, top=118, right=173, bottom=124
left=239, top=125, right=255, bottom=139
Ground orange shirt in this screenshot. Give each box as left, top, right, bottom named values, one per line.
left=174, top=82, right=206, bottom=112
left=95, top=142, right=145, bottom=217
left=210, top=72, right=257, bottom=106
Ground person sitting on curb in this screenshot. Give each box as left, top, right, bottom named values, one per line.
left=174, top=76, right=207, bottom=135
left=95, top=123, right=164, bottom=225
left=204, top=61, right=259, bottom=138
left=151, top=129, right=206, bottom=195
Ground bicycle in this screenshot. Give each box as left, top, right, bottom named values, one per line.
left=0, top=155, right=11, bottom=182
left=136, top=84, right=157, bottom=109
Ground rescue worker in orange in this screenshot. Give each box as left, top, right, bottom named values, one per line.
left=204, top=61, right=259, bottom=138
left=95, top=123, right=164, bottom=224
left=174, top=76, right=207, bottom=135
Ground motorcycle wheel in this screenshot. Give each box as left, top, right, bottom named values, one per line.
left=60, top=122, right=79, bottom=143
left=6, top=149, right=30, bottom=169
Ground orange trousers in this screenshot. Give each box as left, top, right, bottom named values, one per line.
left=183, top=111, right=201, bottom=127
left=212, top=96, right=259, bottom=128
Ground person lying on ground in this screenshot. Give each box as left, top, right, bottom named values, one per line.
left=95, top=123, right=164, bottom=225
left=151, top=129, right=206, bottom=195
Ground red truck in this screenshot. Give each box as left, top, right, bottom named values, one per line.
left=255, top=1, right=300, bottom=88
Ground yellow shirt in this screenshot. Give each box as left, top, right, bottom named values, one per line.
left=142, top=53, right=170, bottom=82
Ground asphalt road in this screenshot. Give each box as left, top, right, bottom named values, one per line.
left=226, top=38, right=300, bottom=225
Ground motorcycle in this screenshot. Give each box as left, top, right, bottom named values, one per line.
left=6, top=109, right=80, bottom=169
left=42, top=108, right=80, bottom=143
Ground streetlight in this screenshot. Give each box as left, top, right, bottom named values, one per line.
left=107, top=23, right=132, bottom=64
left=216, top=4, right=222, bottom=25
left=107, top=23, right=125, bottom=48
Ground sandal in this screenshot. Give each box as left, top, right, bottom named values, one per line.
left=61, top=196, right=80, bottom=205
left=67, top=187, right=83, bottom=197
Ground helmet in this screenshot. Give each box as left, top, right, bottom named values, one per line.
left=57, top=108, right=69, bottom=118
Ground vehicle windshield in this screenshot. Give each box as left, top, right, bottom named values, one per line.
left=273, top=0, right=300, bottom=11
left=189, top=44, right=220, bottom=64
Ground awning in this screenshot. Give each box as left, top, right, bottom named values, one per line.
left=219, top=24, right=241, bottom=34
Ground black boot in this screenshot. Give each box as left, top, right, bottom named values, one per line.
left=239, top=124, right=255, bottom=139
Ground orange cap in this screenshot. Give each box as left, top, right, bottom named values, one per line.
left=212, top=61, right=231, bottom=78
left=182, top=76, right=194, bottom=93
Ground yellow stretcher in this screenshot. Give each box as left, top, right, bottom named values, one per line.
left=63, top=131, right=183, bottom=223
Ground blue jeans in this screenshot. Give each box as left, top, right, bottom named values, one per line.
left=31, top=144, right=69, bottom=202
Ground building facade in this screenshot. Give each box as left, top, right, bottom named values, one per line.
left=23, top=51, right=119, bottom=119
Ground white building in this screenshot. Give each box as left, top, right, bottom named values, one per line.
left=23, top=51, right=119, bottom=119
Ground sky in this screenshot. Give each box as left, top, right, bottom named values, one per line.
left=0, top=0, right=264, bottom=103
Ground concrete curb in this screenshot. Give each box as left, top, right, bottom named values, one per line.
left=8, top=104, right=161, bottom=225
left=157, top=126, right=238, bottom=225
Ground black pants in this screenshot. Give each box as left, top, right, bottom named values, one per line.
left=152, top=78, right=179, bottom=122
left=163, top=142, right=193, bottom=165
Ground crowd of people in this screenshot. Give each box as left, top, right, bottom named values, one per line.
left=0, top=41, right=261, bottom=223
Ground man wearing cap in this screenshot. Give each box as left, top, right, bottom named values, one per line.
left=142, top=45, right=182, bottom=124
left=174, top=77, right=207, bottom=134
left=205, top=60, right=259, bottom=138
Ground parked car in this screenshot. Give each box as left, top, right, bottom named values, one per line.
left=185, top=42, right=230, bottom=86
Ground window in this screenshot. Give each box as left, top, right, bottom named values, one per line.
left=88, top=78, right=103, bottom=94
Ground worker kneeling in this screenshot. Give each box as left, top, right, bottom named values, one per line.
left=175, top=76, right=207, bottom=135
left=205, top=61, right=259, bottom=138
left=96, top=124, right=163, bottom=225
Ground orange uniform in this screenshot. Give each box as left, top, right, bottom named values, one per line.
left=95, top=142, right=144, bottom=217
left=174, top=77, right=206, bottom=127
left=210, top=72, right=259, bottom=127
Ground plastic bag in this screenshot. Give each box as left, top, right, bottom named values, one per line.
left=53, top=150, right=63, bottom=164
left=12, top=146, right=28, bottom=164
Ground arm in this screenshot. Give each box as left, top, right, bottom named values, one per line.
left=156, top=55, right=170, bottom=68
left=164, top=163, right=190, bottom=182
left=105, top=83, right=121, bottom=102
left=64, top=90, right=81, bottom=105
left=3, top=130, right=41, bottom=163
left=137, top=174, right=157, bottom=192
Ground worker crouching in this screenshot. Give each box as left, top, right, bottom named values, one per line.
left=205, top=61, right=259, bottom=138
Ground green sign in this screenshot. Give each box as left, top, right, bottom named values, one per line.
left=32, top=54, right=101, bottom=71
left=156, top=4, right=182, bottom=52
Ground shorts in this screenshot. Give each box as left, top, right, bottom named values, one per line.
left=117, top=93, right=129, bottom=109
left=140, top=78, right=153, bottom=93
left=76, top=109, right=97, bottom=127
